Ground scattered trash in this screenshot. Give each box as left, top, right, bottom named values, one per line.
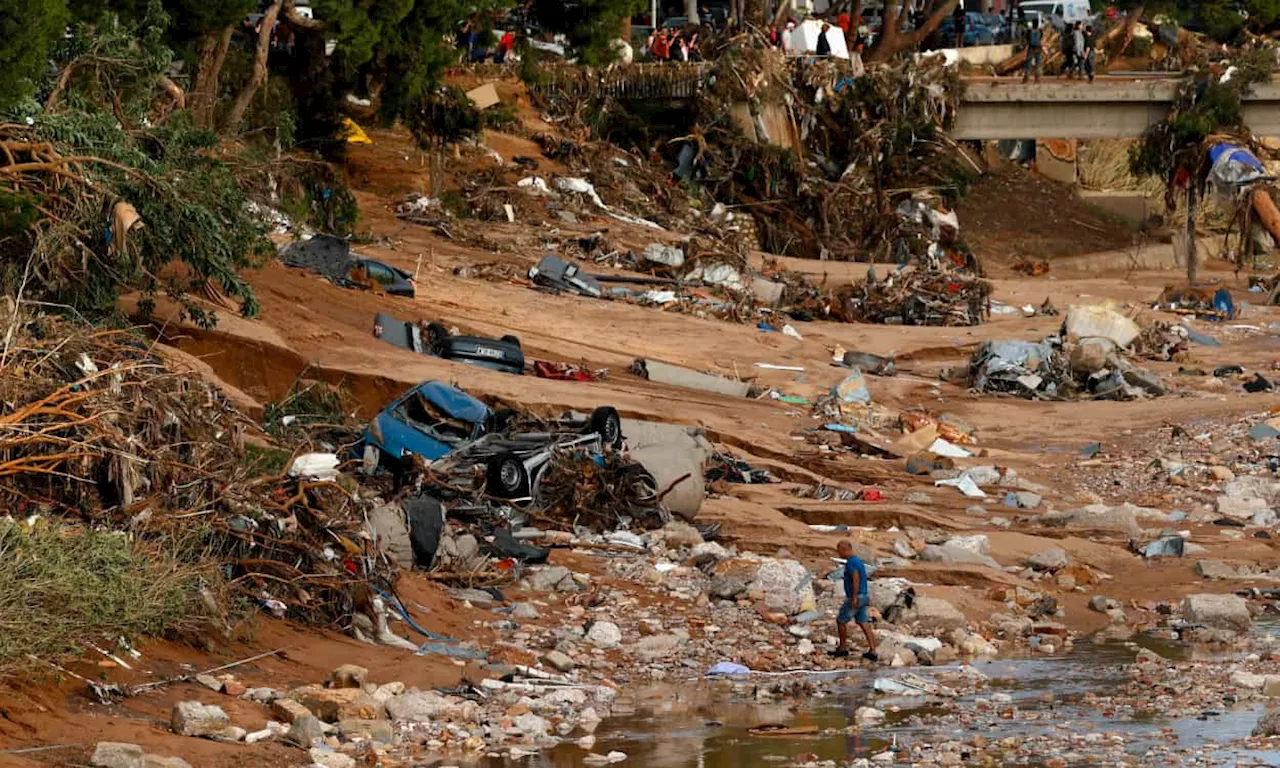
left=832, top=369, right=872, bottom=405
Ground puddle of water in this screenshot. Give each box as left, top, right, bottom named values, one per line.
left=478, top=621, right=1280, bottom=767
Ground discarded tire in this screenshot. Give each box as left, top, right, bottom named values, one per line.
left=403, top=495, right=446, bottom=568
left=486, top=452, right=530, bottom=499
left=589, top=406, right=623, bottom=450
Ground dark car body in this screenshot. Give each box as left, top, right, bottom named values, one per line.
left=373, top=313, right=525, bottom=375
left=348, top=259, right=416, bottom=297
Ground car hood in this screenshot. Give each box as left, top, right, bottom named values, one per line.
left=415, top=381, right=491, bottom=424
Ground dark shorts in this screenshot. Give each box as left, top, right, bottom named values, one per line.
left=839, top=595, right=870, bottom=625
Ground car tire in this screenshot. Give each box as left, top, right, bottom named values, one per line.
left=500, top=334, right=521, bottom=348
left=588, top=406, right=623, bottom=450
left=426, top=322, right=450, bottom=355
left=486, top=452, right=530, bottom=499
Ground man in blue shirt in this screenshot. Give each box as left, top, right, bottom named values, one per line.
left=831, top=540, right=878, bottom=662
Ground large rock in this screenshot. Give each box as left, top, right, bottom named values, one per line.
left=386, top=690, right=480, bottom=723
left=272, top=698, right=313, bottom=724
left=91, top=742, right=144, bottom=768
left=308, top=748, right=356, bottom=768
left=586, top=621, right=623, bottom=649
left=1041, top=503, right=1165, bottom=536
left=904, top=596, right=967, bottom=632
left=141, top=757, right=191, bottom=768
left=709, top=573, right=747, bottom=600
left=542, top=650, right=575, bottom=673
left=944, top=535, right=990, bottom=555
left=289, top=685, right=384, bottom=723
left=285, top=715, right=326, bottom=748
left=338, top=719, right=395, bottom=744
left=513, top=712, right=551, bottom=741
left=919, top=544, right=1000, bottom=570
left=748, top=559, right=817, bottom=615
left=1254, top=710, right=1280, bottom=737
left=868, top=577, right=913, bottom=610
left=327, top=664, right=369, bottom=689
left=1182, top=593, right=1252, bottom=632
left=170, top=701, right=228, bottom=737
left=632, top=634, right=684, bottom=660
left=624, top=421, right=713, bottom=521
left=528, top=566, right=573, bottom=591
left=1025, top=548, right=1069, bottom=571
left=661, top=520, right=705, bottom=548
left=1195, top=560, right=1262, bottom=580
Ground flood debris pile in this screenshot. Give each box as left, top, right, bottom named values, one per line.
left=840, top=261, right=991, bottom=326
left=0, top=307, right=396, bottom=627
left=967, top=305, right=1168, bottom=400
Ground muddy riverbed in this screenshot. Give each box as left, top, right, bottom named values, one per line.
left=484, top=621, right=1280, bottom=767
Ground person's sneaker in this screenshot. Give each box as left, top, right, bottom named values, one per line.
left=862, top=651, right=879, bottom=663
left=828, top=648, right=850, bottom=658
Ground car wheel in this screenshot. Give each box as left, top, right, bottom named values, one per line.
left=588, top=406, right=623, bottom=450
left=500, top=334, right=521, bottom=348
left=426, top=322, right=450, bottom=355
left=486, top=452, right=530, bottom=499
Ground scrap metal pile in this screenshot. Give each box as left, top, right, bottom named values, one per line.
left=967, top=305, right=1168, bottom=401
left=0, top=305, right=394, bottom=624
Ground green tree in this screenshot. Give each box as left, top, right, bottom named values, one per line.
left=530, top=0, right=644, bottom=65
left=0, top=0, right=70, bottom=111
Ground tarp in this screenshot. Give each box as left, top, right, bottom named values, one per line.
left=342, top=117, right=373, bottom=145
left=1208, top=143, right=1266, bottom=208
left=786, top=20, right=850, bottom=60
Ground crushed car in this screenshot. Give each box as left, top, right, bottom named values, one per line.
left=360, top=379, right=625, bottom=501
left=373, top=313, right=525, bottom=374
left=281, top=235, right=416, bottom=297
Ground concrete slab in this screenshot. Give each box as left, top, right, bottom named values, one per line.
left=1079, top=190, right=1162, bottom=227
left=632, top=358, right=752, bottom=398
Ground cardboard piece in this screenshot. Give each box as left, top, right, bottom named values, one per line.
left=466, top=83, right=501, bottom=110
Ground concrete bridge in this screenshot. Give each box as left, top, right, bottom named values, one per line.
left=511, top=62, right=1280, bottom=139
left=952, top=78, right=1280, bottom=140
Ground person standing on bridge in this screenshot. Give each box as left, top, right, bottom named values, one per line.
left=952, top=2, right=967, bottom=48
left=816, top=22, right=833, bottom=56
left=1082, top=24, right=1097, bottom=83
left=1071, top=22, right=1086, bottom=78
left=1022, top=17, right=1043, bottom=83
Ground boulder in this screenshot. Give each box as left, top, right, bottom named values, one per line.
left=272, top=697, right=313, bottom=724
left=91, top=742, right=144, bottom=768
left=919, top=544, right=1000, bottom=570
left=170, top=701, right=229, bottom=737
left=1231, top=670, right=1267, bottom=690
left=905, top=596, right=967, bottom=632
left=1025, top=548, right=1069, bottom=571
left=513, top=712, right=551, bottom=741
left=289, top=685, right=384, bottom=723
left=661, top=520, right=705, bottom=548
left=868, top=577, right=912, bottom=610
left=854, top=706, right=886, bottom=726
left=1195, top=560, right=1261, bottom=580
left=528, top=566, right=574, bottom=592
left=308, top=748, right=357, bottom=768
left=337, top=719, right=395, bottom=744
left=285, top=715, right=326, bottom=748
left=386, top=690, right=480, bottom=723
left=1254, top=710, right=1280, bottom=737
left=1041, top=503, right=1165, bottom=536
left=542, top=650, right=575, bottom=673
left=633, top=634, right=684, bottom=660
left=748, top=559, right=817, bottom=615
left=141, top=757, right=191, bottom=768
left=944, top=535, right=990, bottom=555
left=1182, top=593, right=1252, bottom=632
left=327, top=664, right=369, bottom=689
left=709, top=574, right=747, bottom=600
left=586, top=621, right=623, bottom=649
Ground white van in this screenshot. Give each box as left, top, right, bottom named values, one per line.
left=1017, top=0, right=1092, bottom=31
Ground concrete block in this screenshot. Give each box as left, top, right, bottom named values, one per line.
left=632, top=358, right=751, bottom=398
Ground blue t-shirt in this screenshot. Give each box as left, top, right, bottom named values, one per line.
left=844, top=555, right=869, bottom=599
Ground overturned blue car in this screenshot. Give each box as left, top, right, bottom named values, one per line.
left=360, top=380, right=624, bottom=501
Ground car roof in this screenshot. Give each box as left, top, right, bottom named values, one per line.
left=408, top=380, right=491, bottom=424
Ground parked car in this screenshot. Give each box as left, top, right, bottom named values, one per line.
left=935, top=15, right=995, bottom=47
left=360, top=380, right=625, bottom=500
left=1017, top=0, right=1093, bottom=32
left=979, top=12, right=1010, bottom=43
left=373, top=312, right=525, bottom=375
left=347, top=259, right=416, bottom=297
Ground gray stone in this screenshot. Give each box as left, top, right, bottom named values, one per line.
left=1254, top=710, right=1280, bottom=737
left=529, top=566, right=573, bottom=591
left=749, top=559, right=816, bottom=614
left=906, top=596, right=967, bottom=632
left=854, top=706, right=886, bottom=726
left=511, top=602, right=541, bottom=619
left=904, top=492, right=933, bottom=505
left=1195, top=560, right=1262, bottom=580
left=308, top=748, right=356, bottom=768
left=586, top=621, right=622, bottom=649
left=337, top=719, right=395, bottom=744
left=661, top=520, right=705, bottom=548
left=170, top=701, right=229, bottom=737
left=919, top=544, right=1000, bottom=569
left=1254, top=509, right=1279, bottom=528
left=286, top=715, right=327, bottom=748
left=1025, top=548, right=1069, bottom=571
left=1089, top=596, right=1119, bottom=612
left=327, top=664, right=368, bottom=689
left=542, top=650, right=576, bottom=673
left=1041, top=503, right=1165, bottom=536
left=141, top=757, right=192, bottom=768
left=454, top=534, right=480, bottom=561
left=514, top=712, right=551, bottom=741
left=450, top=587, right=496, bottom=607
left=868, top=577, right=912, bottom=610
left=91, top=742, right=144, bottom=768
left=709, top=574, right=747, bottom=599
left=365, top=503, right=414, bottom=566
left=892, top=539, right=916, bottom=559
left=633, top=634, right=684, bottom=660
left=1182, top=593, right=1252, bottom=632
left=386, top=690, right=480, bottom=723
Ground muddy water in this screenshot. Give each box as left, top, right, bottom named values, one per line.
left=483, top=623, right=1280, bottom=767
